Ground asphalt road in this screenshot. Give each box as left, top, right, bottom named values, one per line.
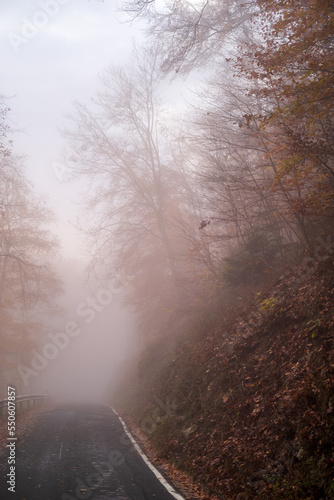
left=0, top=403, right=184, bottom=500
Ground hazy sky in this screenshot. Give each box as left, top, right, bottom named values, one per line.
left=1, top=0, right=145, bottom=259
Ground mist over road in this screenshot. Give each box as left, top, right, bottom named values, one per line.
left=0, top=404, right=183, bottom=500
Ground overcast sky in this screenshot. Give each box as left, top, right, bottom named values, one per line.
left=1, top=0, right=148, bottom=259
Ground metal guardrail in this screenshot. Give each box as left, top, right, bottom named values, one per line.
left=0, top=394, right=49, bottom=416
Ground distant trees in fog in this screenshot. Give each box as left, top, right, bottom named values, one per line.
left=0, top=99, right=62, bottom=393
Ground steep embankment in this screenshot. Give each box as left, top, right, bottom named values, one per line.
left=127, top=257, right=334, bottom=499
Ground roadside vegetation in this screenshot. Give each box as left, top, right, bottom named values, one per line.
left=121, top=255, right=334, bottom=499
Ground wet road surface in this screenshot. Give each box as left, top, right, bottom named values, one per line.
left=0, top=403, right=183, bottom=500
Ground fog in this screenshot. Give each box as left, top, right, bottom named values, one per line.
left=2, top=0, right=325, bottom=409
left=35, top=259, right=137, bottom=402
left=0, top=1, right=151, bottom=402
left=1, top=0, right=199, bottom=404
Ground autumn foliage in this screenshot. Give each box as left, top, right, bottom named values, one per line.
left=244, top=0, right=334, bottom=217
left=128, top=256, right=334, bottom=499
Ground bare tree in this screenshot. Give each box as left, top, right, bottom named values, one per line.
left=121, top=0, right=256, bottom=73
left=0, top=158, right=61, bottom=314
left=0, top=102, right=62, bottom=392
left=188, top=57, right=312, bottom=286
left=64, top=45, right=211, bottom=340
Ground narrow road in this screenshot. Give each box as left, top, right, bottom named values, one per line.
left=0, top=403, right=184, bottom=500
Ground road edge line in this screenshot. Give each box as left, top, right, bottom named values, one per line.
left=108, top=406, right=185, bottom=500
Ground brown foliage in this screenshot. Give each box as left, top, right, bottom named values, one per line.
left=130, top=257, right=334, bottom=498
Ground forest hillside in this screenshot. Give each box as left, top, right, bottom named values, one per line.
left=118, top=253, right=334, bottom=499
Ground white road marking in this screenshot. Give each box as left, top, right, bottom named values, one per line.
left=59, top=441, right=64, bottom=460
left=110, top=407, right=185, bottom=500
